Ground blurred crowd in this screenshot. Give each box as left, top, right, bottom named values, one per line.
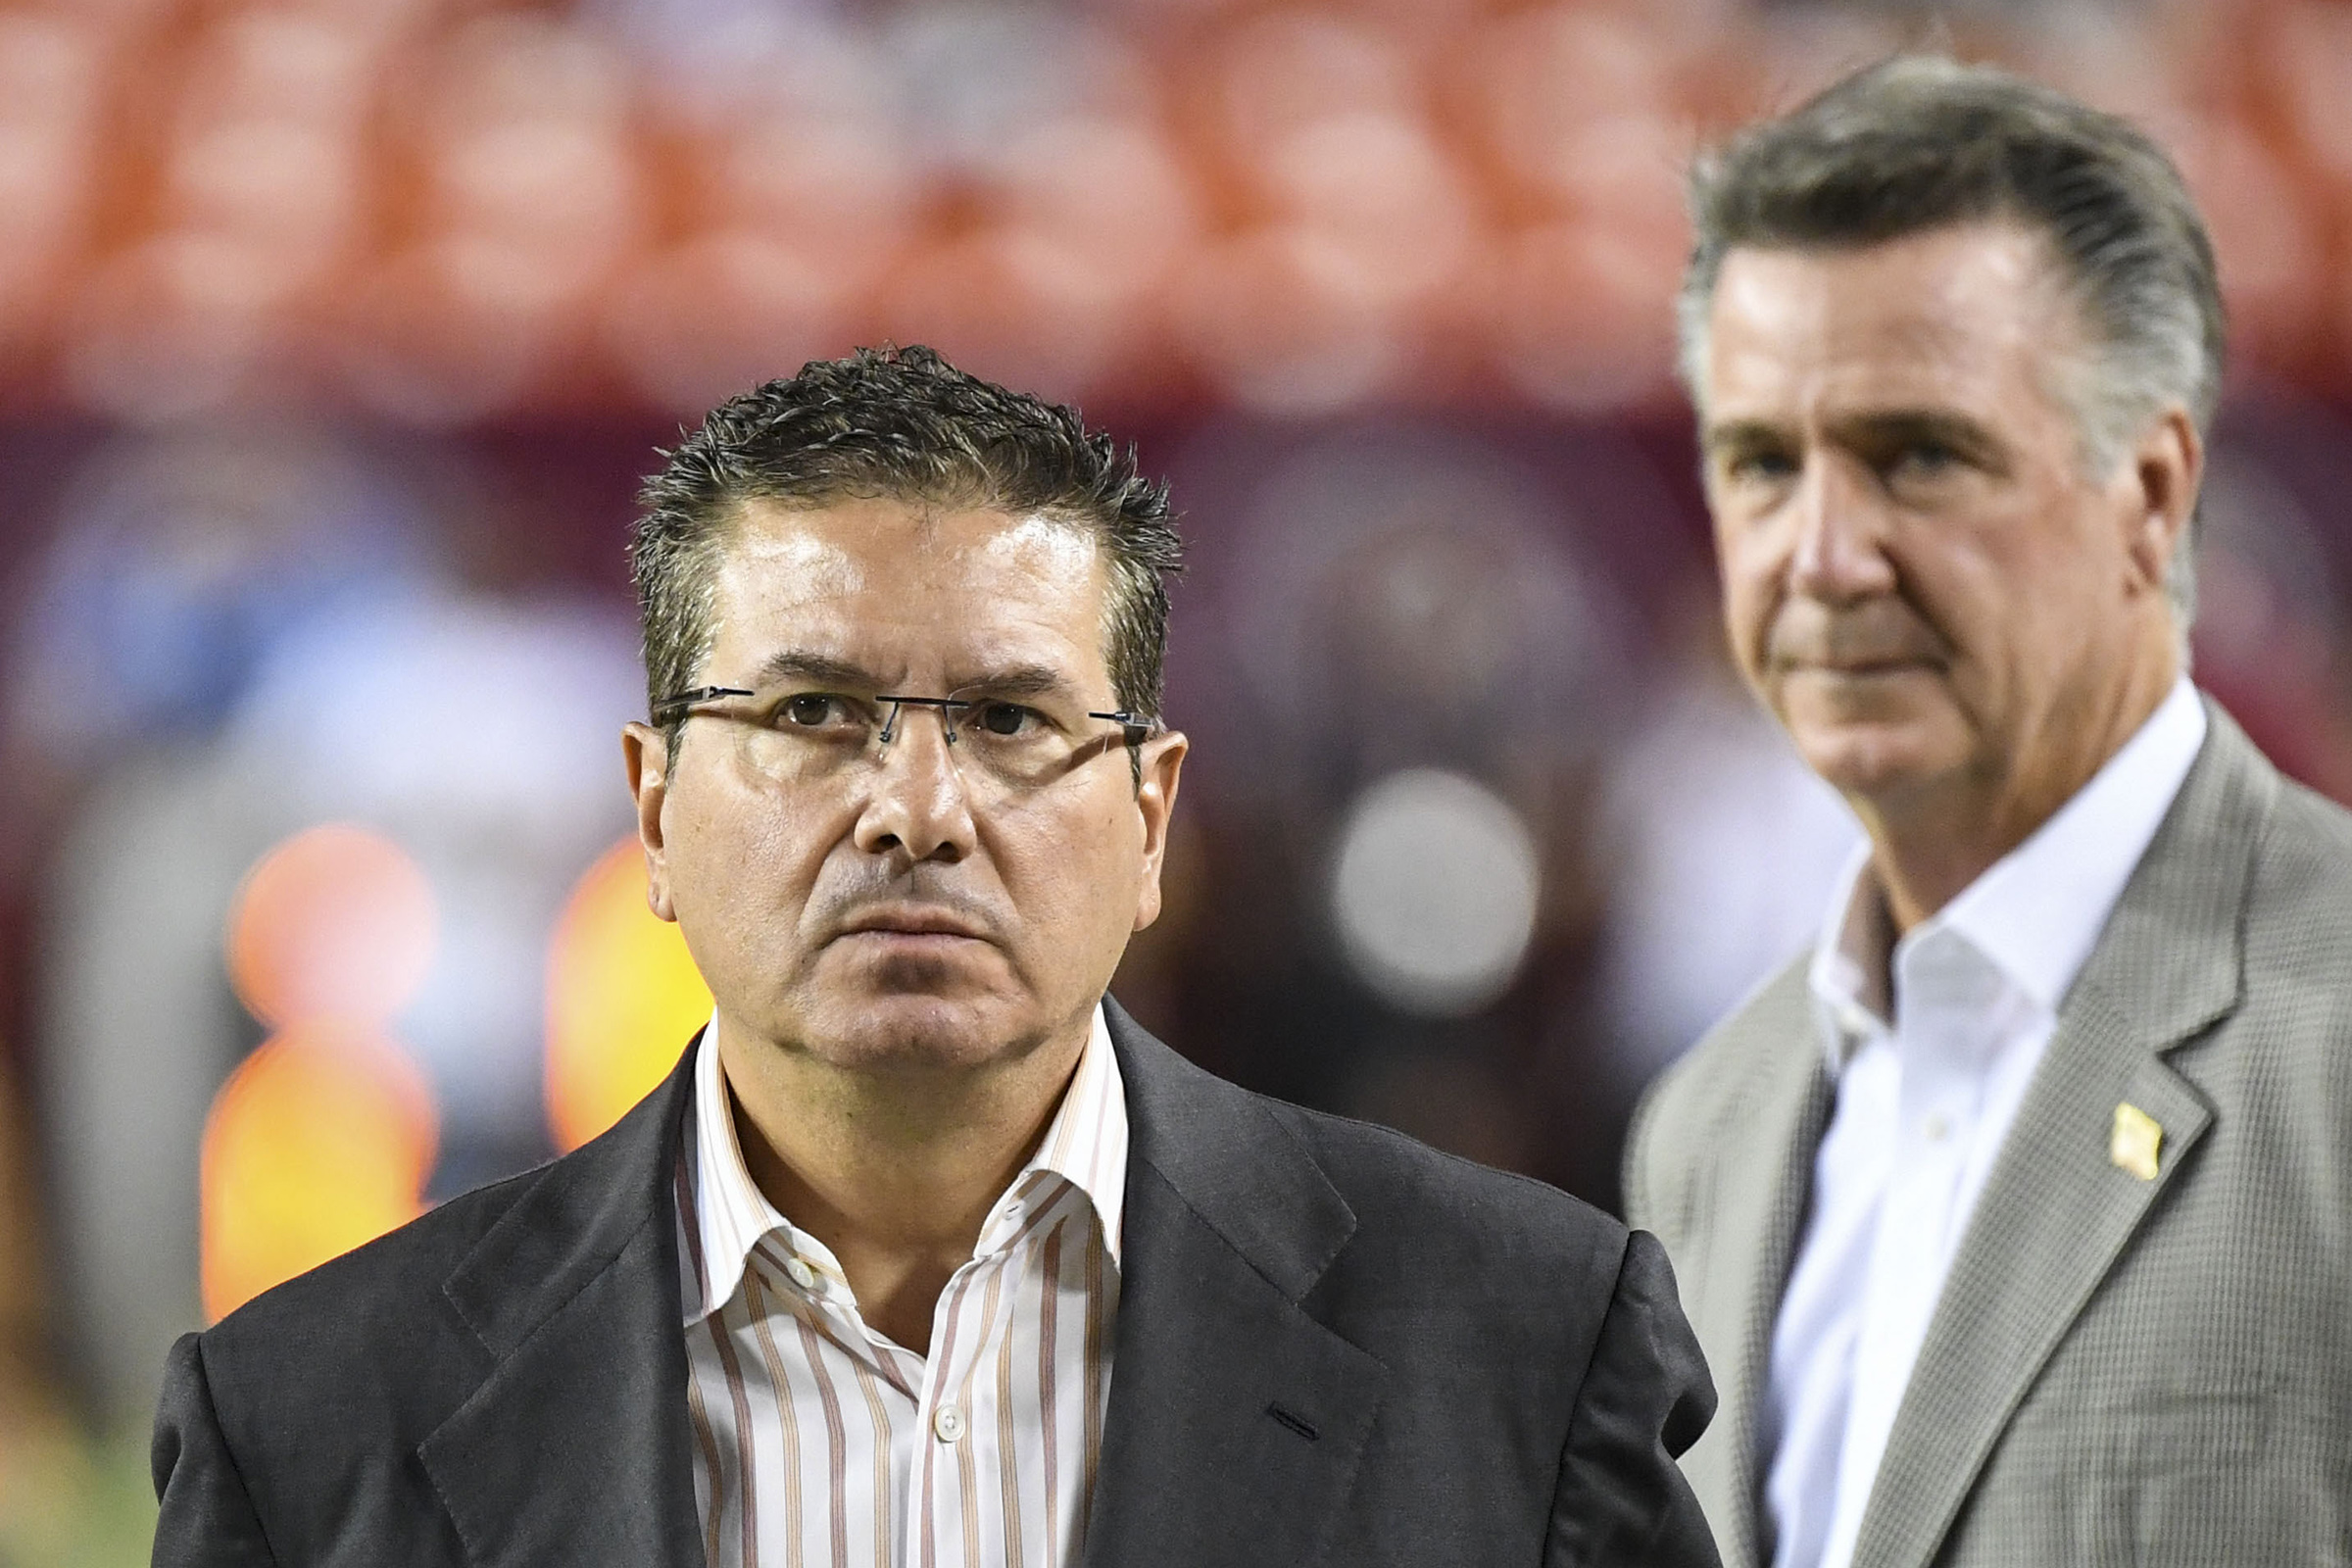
left=1, top=0, right=2350, bottom=418
left=5, top=0, right=2352, bottom=1558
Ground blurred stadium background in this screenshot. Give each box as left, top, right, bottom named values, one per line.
left=4, top=0, right=2352, bottom=1555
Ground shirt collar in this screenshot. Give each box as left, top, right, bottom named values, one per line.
left=1811, top=676, right=2207, bottom=1069
left=1809, top=840, right=1896, bottom=1062
left=1018, top=1001, right=1130, bottom=1266
left=682, top=1004, right=1130, bottom=1326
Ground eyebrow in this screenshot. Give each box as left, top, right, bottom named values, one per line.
left=1701, top=418, right=1790, bottom=460
left=1833, top=409, right=2002, bottom=459
left=746, top=651, right=885, bottom=690
left=741, top=653, right=1083, bottom=703
left=943, top=664, right=1079, bottom=702
left=1704, top=409, right=2007, bottom=470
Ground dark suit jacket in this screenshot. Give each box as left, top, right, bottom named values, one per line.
left=154, top=1001, right=1720, bottom=1566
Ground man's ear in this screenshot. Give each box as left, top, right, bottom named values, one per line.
left=621, top=721, right=679, bottom=923
left=1131, top=729, right=1188, bottom=933
left=2124, top=405, right=2201, bottom=600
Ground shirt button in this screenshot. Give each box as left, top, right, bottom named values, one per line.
left=783, top=1256, right=817, bottom=1291
left=1924, top=1113, right=1952, bottom=1143
left=933, top=1404, right=966, bottom=1444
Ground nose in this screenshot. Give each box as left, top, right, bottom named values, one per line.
left=852, top=703, right=978, bottom=864
left=1787, top=454, right=1897, bottom=605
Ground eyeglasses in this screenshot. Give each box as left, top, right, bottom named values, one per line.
left=651, top=683, right=1158, bottom=793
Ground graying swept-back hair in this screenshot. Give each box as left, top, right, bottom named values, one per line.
left=1676, top=55, right=2226, bottom=622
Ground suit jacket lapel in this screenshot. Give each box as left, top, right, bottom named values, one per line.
left=1085, top=1001, right=1391, bottom=1568
left=418, top=1043, right=705, bottom=1568
left=1851, top=706, right=2269, bottom=1568
left=1677, top=965, right=1833, bottom=1568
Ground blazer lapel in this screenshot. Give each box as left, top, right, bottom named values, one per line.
left=1085, top=1002, right=1392, bottom=1568
left=1677, top=965, right=1833, bottom=1568
left=1850, top=706, right=2269, bottom=1568
left=417, top=1043, right=705, bottom=1568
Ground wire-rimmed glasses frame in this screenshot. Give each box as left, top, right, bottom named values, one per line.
left=649, top=683, right=1160, bottom=789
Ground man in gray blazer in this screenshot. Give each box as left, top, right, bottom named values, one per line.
left=154, top=346, right=1722, bottom=1565
left=1626, top=58, right=2352, bottom=1568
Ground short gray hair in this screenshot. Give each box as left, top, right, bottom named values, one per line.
left=1676, top=55, right=2225, bottom=623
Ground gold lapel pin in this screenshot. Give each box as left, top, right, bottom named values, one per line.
left=2110, top=1102, right=2163, bottom=1181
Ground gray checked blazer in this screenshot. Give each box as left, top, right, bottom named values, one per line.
left=1625, top=700, right=2352, bottom=1568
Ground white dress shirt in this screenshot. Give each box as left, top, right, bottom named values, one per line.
left=1763, top=677, right=2207, bottom=1568
left=679, top=1005, right=1127, bottom=1568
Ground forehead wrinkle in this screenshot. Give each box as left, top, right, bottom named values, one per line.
left=1711, top=236, right=2080, bottom=435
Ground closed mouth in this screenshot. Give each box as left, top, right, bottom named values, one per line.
left=837, top=906, right=991, bottom=942
left=1786, top=655, right=1938, bottom=676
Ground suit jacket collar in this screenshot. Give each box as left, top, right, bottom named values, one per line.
left=1848, top=699, right=2269, bottom=1567
left=1084, top=999, right=1391, bottom=1568
left=1680, top=965, right=1831, bottom=1568
left=1103, top=997, right=1355, bottom=1298
left=418, top=1037, right=706, bottom=1568
left=412, top=1004, right=1393, bottom=1568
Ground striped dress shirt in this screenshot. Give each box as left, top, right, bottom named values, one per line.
left=676, top=1007, right=1127, bottom=1568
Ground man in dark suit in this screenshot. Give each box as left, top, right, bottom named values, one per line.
left=154, top=346, right=1720, bottom=1567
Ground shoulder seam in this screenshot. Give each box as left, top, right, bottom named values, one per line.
left=1263, top=1097, right=1598, bottom=1215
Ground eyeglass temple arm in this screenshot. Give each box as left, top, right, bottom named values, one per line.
left=650, top=685, right=756, bottom=720
left=1089, top=711, right=1156, bottom=749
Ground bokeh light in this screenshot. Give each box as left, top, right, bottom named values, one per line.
left=198, top=1021, right=436, bottom=1323
left=544, top=837, right=711, bottom=1153
left=1330, top=767, right=1542, bottom=1016
left=202, top=825, right=442, bottom=1321
left=224, top=823, right=438, bottom=1030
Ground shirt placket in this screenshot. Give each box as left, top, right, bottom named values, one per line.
left=904, top=1202, right=1028, bottom=1568
left=1821, top=937, right=1990, bottom=1568
left=737, top=1229, right=915, bottom=1568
